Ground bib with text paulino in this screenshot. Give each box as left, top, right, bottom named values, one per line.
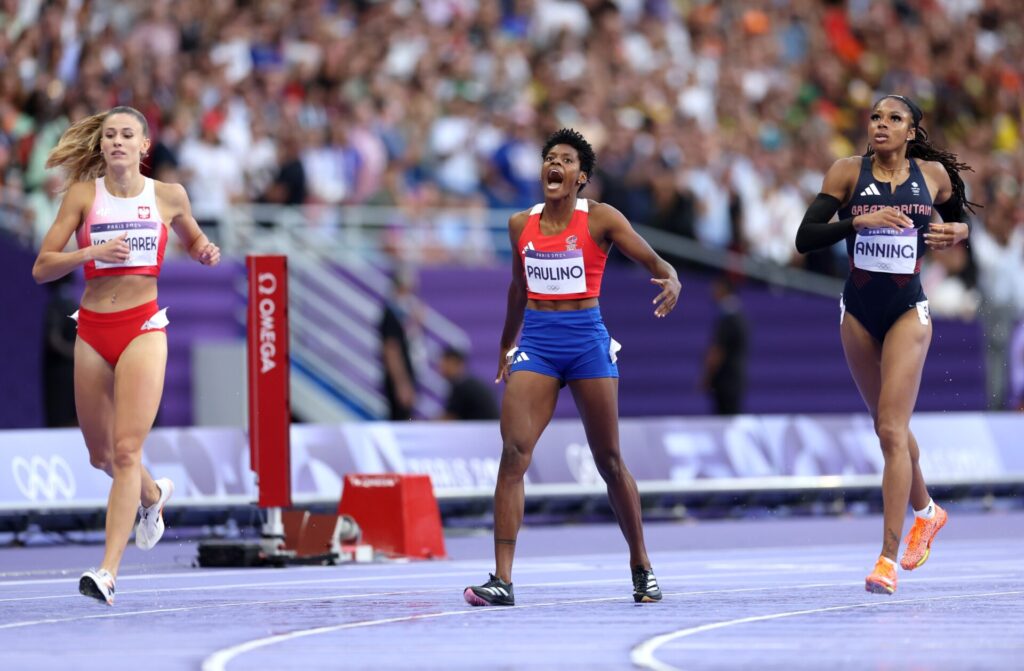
left=853, top=227, right=918, bottom=274
left=524, top=249, right=587, bottom=295
left=90, top=221, right=162, bottom=269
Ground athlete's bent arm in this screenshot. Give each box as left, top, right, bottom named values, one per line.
left=795, top=157, right=912, bottom=254
left=161, top=182, right=221, bottom=266
left=496, top=212, right=529, bottom=381
left=595, top=203, right=680, bottom=318
left=921, top=161, right=969, bottom=250
left=32, top=182, right=129, bottom=283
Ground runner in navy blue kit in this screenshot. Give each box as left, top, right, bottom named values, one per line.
left=463, top=129, right=680, bottom=606
left=796, top=95, right=976, bottom=594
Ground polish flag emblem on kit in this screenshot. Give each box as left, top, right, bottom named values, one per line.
left=138, top=206, right=150, bottom=219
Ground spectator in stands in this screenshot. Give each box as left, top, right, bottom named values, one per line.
left=970, top=196, right=1024, bottom=410
left=1009, top=321, right=1024, bottom=411
left=701, top=275, right=748, bottom=415
left=437, top=345, right=498, bottom=421
left=41, top=272, right=78, bottom=427
left=31, top=105, right=220, bottom=605
left=380, top=268, right=420, bottom=421
left=177, top=109, right=244, bottom=237
left=2, top=0, right=1022, bottom=283
left=795, top=94, right=974, bottom=595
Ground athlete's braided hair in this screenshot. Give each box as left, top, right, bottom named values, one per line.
left=542, top=128, right=596, bottom=193
left=866, top=95, right=979, bottom=217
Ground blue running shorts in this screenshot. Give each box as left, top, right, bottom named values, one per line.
left=507, top=307, right=620, bottom=383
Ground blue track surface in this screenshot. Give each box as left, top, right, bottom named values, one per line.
left=1, top=512, right=1021, bottom=670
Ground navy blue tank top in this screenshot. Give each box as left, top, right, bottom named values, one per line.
left=839, top=157, right=933, bottom=276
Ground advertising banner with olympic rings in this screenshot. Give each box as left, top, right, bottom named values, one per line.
left=1, top=413, right=1021, bottom=513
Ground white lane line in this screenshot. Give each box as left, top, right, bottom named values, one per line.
left=0, top=561, right=623, bottom=602
left=0, top=587, right=459, bottom=630
left=7, top=538, right=1022, bottom=587
left=0, top=560, right=1017, bottom=606
left=198, top=578, right=1024, bottom=671
left=0, top=560, right=591, bottom=590
left=1, top=572, right=1017, bottom=632
left=0, top=562, right=901, bottom=604
left=631, top=589, right=1024, bottom=671
left=200, top=593, right=637, bottom=671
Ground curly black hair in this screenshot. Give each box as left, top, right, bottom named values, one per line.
left=541, top=128, right=596, bottom=192
left=866, top=95, right=979, bottom=217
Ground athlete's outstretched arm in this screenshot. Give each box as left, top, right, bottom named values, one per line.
left=160, top=182, right=220, bottom=266
left=496, top=212, right=529, bottom=382
left=32, top=181, right=129, bottom=283
left=595, top=203, right=679, bottom=318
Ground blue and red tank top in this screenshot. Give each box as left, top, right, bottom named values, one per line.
left=77, top=177, right=168, bottom=280
left=518, top=198, right=607, bottom=300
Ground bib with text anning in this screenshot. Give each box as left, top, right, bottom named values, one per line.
left=90, top=221, right=162, bottom=269
left=853, top=227, right=917, bottom=274
left=524, top=249, right=587, bottom=295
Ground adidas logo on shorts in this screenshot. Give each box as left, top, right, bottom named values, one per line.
left=512, top=351, right=530, bottom=364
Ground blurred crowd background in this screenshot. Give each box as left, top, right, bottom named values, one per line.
left=1, top=0, right=1021, bottom=329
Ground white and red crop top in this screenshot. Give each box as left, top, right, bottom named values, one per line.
left=77, top=177, right=168, bottom=280
left=518, top=198, right=607, bottom=300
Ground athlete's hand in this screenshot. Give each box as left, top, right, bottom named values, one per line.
left=651, top=277, right=680, bottom=318
left=853, top=207, right=913, bottom=232
left=495, top=348, right=513, bottom=383
left=924, top=222, right=968, bottom=250
left=91, top=233, right=131, bottom=264
left=196, top=241, right=221, bottom=266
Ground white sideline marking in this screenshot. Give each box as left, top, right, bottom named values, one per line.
left=0, top=587, right=456, bottom=630
left=198, top=578, right=1024, bottom=671
left=201, top=593, right=630, bottom=671
left=631, top=589, right=1024, bottom=671
left=0, top=561, right=588, bottom=590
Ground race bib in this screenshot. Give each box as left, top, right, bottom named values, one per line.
left=90, top=221, right=161, bottom=269
left=853, top=227, right=917, bottom=274
left=524, top=249, right=587, bottom=295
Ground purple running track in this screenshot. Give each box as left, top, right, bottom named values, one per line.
left=0, top=512, right=1021, bottom=670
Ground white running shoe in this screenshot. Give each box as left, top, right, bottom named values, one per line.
left=135, top=478, right=174, bottom=550
left=79, top=568, right=116, bottom=605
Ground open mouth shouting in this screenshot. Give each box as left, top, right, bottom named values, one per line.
left=546, top=169, right=564, bottom=190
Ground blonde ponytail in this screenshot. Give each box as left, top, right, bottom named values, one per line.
left=46, top=106, right=150, bottom=191
left=46, top=112, right=106, bottom=191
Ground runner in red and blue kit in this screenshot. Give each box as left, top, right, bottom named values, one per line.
left=508, top=197, right=618, bottom=383
left=796, top=94, right=976, bottom=595
left=464, top=128, right=680, bottom=607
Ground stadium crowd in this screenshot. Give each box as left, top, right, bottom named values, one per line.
left=1, top=0, right=1021, bottom=322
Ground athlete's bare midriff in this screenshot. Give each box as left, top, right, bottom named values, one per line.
left=80, top=275, right=158, bottom=312
left=526, top=297, right=599, bottom=311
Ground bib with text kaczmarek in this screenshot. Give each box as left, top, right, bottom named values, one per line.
left=853, top=227, right=918, bottom=274
left=90, top=221, right=162, bottom=269
left=524, top=249, right=587, bottom=295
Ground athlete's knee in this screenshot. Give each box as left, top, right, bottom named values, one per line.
left=875, top=419, right=909, bottom=456
left=499, top=440, right=532, bottom=477
left=88, top=453, right=113, bottom=474
left=593, top=451, right=625, bottom=483
left=111, top=437, right=144, bottom=470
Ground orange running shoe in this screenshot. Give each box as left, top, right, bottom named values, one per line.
left=900, top=504, right=948, bottom=570
left=865, top=556, right=897, bottom=595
